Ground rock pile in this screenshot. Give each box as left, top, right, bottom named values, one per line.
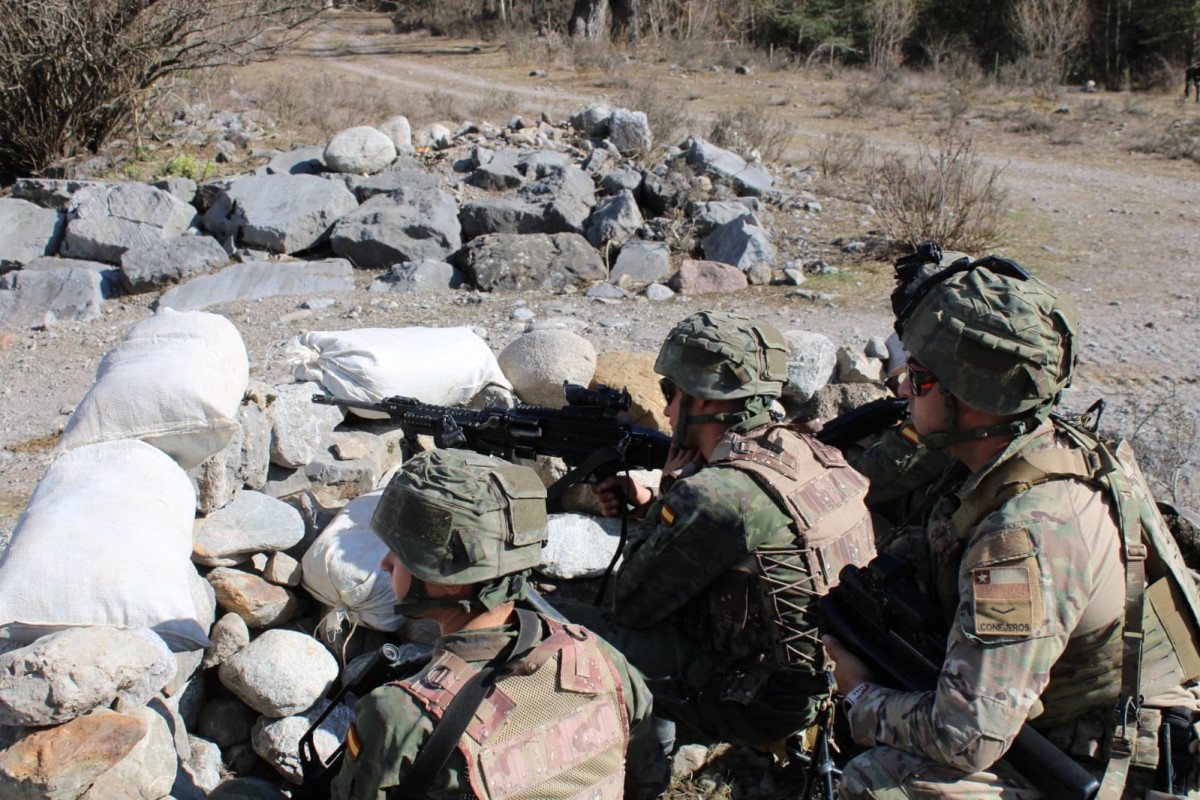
left=1, top=104, right=796, bottom=329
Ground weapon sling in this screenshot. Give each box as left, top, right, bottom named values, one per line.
left=388, top=608, right=541, bottom=798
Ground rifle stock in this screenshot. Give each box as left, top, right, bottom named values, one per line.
left=819, top=555, right=1100, bottom=800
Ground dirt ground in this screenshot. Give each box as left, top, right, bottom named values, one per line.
left=0, top=10, right=1198, bottom=797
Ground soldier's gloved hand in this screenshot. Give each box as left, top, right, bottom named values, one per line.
left=590, top=475, right=654, bottom=518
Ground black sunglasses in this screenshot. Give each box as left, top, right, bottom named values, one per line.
left=659, top=378, right=677, bottom=403
left=906, top=359, right=938, bottom=397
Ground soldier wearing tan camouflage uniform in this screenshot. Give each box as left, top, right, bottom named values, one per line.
left=581, top=311, right=876, bottom=748
left=824, top=253, right=1200, bottom=798
left=331, top=449, right=668, bottom=800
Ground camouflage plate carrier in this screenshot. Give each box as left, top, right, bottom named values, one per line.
left=395, top=617, right=630, bottom=800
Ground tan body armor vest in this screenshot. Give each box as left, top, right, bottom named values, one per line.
left=702, top=423, right=876, bottom=700
left=396, top=617, right=630, bottom=800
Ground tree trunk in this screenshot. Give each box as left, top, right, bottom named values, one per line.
left=611, top=0, right=638, bottom=41
left=569, top=0, right=608, bottom=39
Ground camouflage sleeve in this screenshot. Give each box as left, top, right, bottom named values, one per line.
left=331, top=686, right=435, bottom=800
left=846, top=483, right=1104, bottom=773
left=612, top=470, right=771, bottom=628
left=849, top=424, right=956, bottom=507
left=594, top=636, right=670, bottom=800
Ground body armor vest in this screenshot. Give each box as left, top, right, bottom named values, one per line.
left=701, top=423, right=876, bottom=702
left=947, top=416, right=1200, bottom=796
left=396, top=617, right=630, bottom=800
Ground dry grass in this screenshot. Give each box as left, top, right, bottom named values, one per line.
left=707, top=103, right=794, bottom=163
left=1129, top=118, right=1200, bottom=164
left=614, top=79, right=700, bottom=152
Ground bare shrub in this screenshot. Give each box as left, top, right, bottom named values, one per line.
left=1007, top=0, right=1090, bottom=87
left=866, top=129, right=1008, bottom=252
left=0, top=0, right=321, bottom=183
left=707, top=104, right=794, bottom=163
left=1129, top=119, right=1200, bottom=164
left=866, top=0, right=916, bottom=73
left=812, top=133, right=869, bottom=181
left=1124, top=384, right=1200, bottom=509
left=1006, top=108, right=1056, bottom=135
left=834, top=78, right=914, bottom=118
left=253, top=75, right=401, bottom=141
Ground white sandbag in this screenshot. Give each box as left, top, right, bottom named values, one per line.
left=301, top=490, right=404, bottom=638
left=55, top=308, right=250, bottom=469
left=0, top=440, right=211, bottom=651
left=281, top=326, right=512, bottom=418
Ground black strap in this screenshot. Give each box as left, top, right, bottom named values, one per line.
left=388, top=609, right=541, bottom=798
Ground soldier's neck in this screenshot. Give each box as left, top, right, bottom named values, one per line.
left=437, top=601, right=517, bottom=635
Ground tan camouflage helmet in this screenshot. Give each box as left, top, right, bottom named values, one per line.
left=654, top=310, right=789, bottom=400
left=899, top=260, right=1080, bottom=416
left=370, top=448, right=548, bottom=586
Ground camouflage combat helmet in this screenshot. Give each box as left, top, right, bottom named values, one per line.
left=891, top=244, right=1079, bottom=446
left=371, top=449, right=547, bottom=610
left=655, top=311, right=789, bottom=400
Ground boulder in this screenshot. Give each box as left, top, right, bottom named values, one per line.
left=354, top=169, right=441, bottom=202
left=518, top=150, right=573, bottom=178
left=689, top=199, right=763, bottom=237
left=329, top=187, right=461, bottom=268
left=781, top=331, right=837, bottom=403
left=684, top=136, right=775, bottom=196
left=608, top=108, right=652, bottom=156
left=79, top=701, right=177, bottom=800
left=60, top=183, right=199, bottom=264
left=540, top=514, right=649, bottom=580
left=119, top=235, right=229, bottom=294
left=472, top=148, right=524, bottom=190
left=0, top=198, right=63, bottom=270
left=268, top=381, right=345, bottom=469
left=701, top=215, right=776, bottom=276
left=584, top=190, right=643, bottom=248
left=0, top=267, right=103, bottom=328
left=192, top=491, right=306, bottom=567
left=201, top=174, right=358, bottom=254
left=377, top=116, right=415, bottom=155
left=206, top=568, right=301, bottom=629
left=22, top=256, right=121, bottom=299
left=498, top=329, right=597, bottom=407
left=666, top=259, right=747, bottom=295
left=610, top=240, right=670, bottom=286
left=202, top=613, right=250, bottom=670
left=217, top=630, right=338, bottom=718
left=459, top=197, right=546, bottom=239
left=11, top=178, right=107, bottom=212
left=323, top=126, right=397, bottom=174
left=516, top=165, right=596, bottom=234
left=458, top=232, right=605, bottom=292
left=835, top=346, right=884, bottom=384
left=252, top=700, right=354, bottom=784
left=368, top=260, right=464, bottom=293
left=569, top=104, right=614, bottom=138
left=264, top=146, right=325, bottom=176
left=157, top=258, right=355, bottom=311
left=197, top=695, right=257, bottom=748
left=592, top=351, right=667, bottom=431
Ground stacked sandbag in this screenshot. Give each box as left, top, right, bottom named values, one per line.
left=281, top=326, right=514, bottom=417
left=54, top=308, right=250, bottom=470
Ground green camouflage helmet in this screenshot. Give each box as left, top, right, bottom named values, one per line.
left=654, top=311, right=789, bottom=400
left=899, top=263, right=1079, bottom=415
left=370, top=449, right=548, bottom=586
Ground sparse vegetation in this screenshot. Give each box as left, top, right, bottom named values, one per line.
left=1130, top=119, right=1200, bottom=164
left=707, top=103, right=793, bottom=163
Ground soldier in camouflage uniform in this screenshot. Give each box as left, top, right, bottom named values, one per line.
left=332, top=448, right=668, bottom=800
left=580, top=311, right=876, bottom=748
left=823, top=252, right=1200, bottom=798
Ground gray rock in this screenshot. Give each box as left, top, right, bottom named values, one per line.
left=782, top=331, right=837, bottom=402
left=61, top=183, right=199, bottom=264
left=265, top=430, right=386, bottom=503
left=193, top=490, right=306, bottom=566
left=640, top=169, right=698, bottom=216
left=0, top=198, right=64, bottom=269
left=158, top=258, right=355, bottom=311
left=585, top=283, right=631, bottom=299
left=519, top=150, right=573, bottom=178
left=269, top=381, right=345, bottom=468
left=80, top=701, right=177, bottom=800
left=239, top=387, right=273, bottom=491
left=459, top=232, right=606, bottom=292
left=0, top=266, right=104, bottom=328
left=21, top=256, right=122, bottom=298
left=264, top=146, right=325, bottom=176
left=835, top=346, right=884, bottom=384
left=330, top=187, right=461, bottom=268
left=684, top=136, right=775, bottom=197
left=184, top=735, right=223, bottom=793
left=584, top=190, right=643, bottom=248
left=252, top=700, right=354, bottom=784
left=701, top=215, right=776, bottom=275
left=202, top=174, right=358, bottom=254
left=414, top=123, right=454, bottom=150
left=354, top=169, right=441, bottom=202
left=459, top=197, right=546, bottom=239
left=473, top=148, right=523, bottom=190
left=643, top=282, right=675, bottom=301
left=197, top=695, right=256, bottom=747
left=119, top=235, right=229, bottom=294
left=323, top=126, right=397, bottom=174
left=202, top=613, right=250, bottom=670
left=206, top=567, right=301, bottom=629
left=666, top=259, right=747, bottom=295
left=11, top=178, right=107, bottom=211
left=153, top=177, right=198, bottom=204
left=540, top=513, right=650, bottom=579
left=864, top=335, right=890, bottom=361
left=517, top=165, right=596, bottom=234
left=218, top=630, right=338, bottom=718
left=368, top=260, right=464, bottom=293
left=608, top=108, right=652, bottom=155
left=599, top=168, right=642, bottom=196
left=610, top=240, right=670, bottom=286
left=378, top=116, right=415, bottom=155
left=689, top=200, right=763, bottom=237
left=264, top=552, right=302, bottom=587
left=570, top=104, right=614, bottom=137
left=498, top=329, right=596, bottom=407
left=0, top=627, right=175, bottom=727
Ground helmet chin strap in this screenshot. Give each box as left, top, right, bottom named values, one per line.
left=920, top=387, right=1048, bottom=451
left=683, top=395, right=776, bottom=437
left=392, top=572, right=531, bottom=618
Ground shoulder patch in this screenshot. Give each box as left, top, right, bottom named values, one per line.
left=900, top=423, right=921, bottom=445
left=972, top=564, right=1035, bottom=637
left=345, top=722, right=361, bottom=760
left=660, top=504, right=676, bottom=526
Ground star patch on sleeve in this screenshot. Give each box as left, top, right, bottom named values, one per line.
left=972, top=565, right=1034, bottom=637
left=346, top=722, right=361, bottom=760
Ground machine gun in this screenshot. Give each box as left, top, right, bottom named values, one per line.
left=818, top=554, right=1101, bottom=800
left=314, top=383, right=671, bottom=505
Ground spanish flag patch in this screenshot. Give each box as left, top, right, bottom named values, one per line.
left=900, top=423, right=921, bottom=446
left=346, top=723, right=361, bottom=760
left=660, top=504, right=676, bottom=525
